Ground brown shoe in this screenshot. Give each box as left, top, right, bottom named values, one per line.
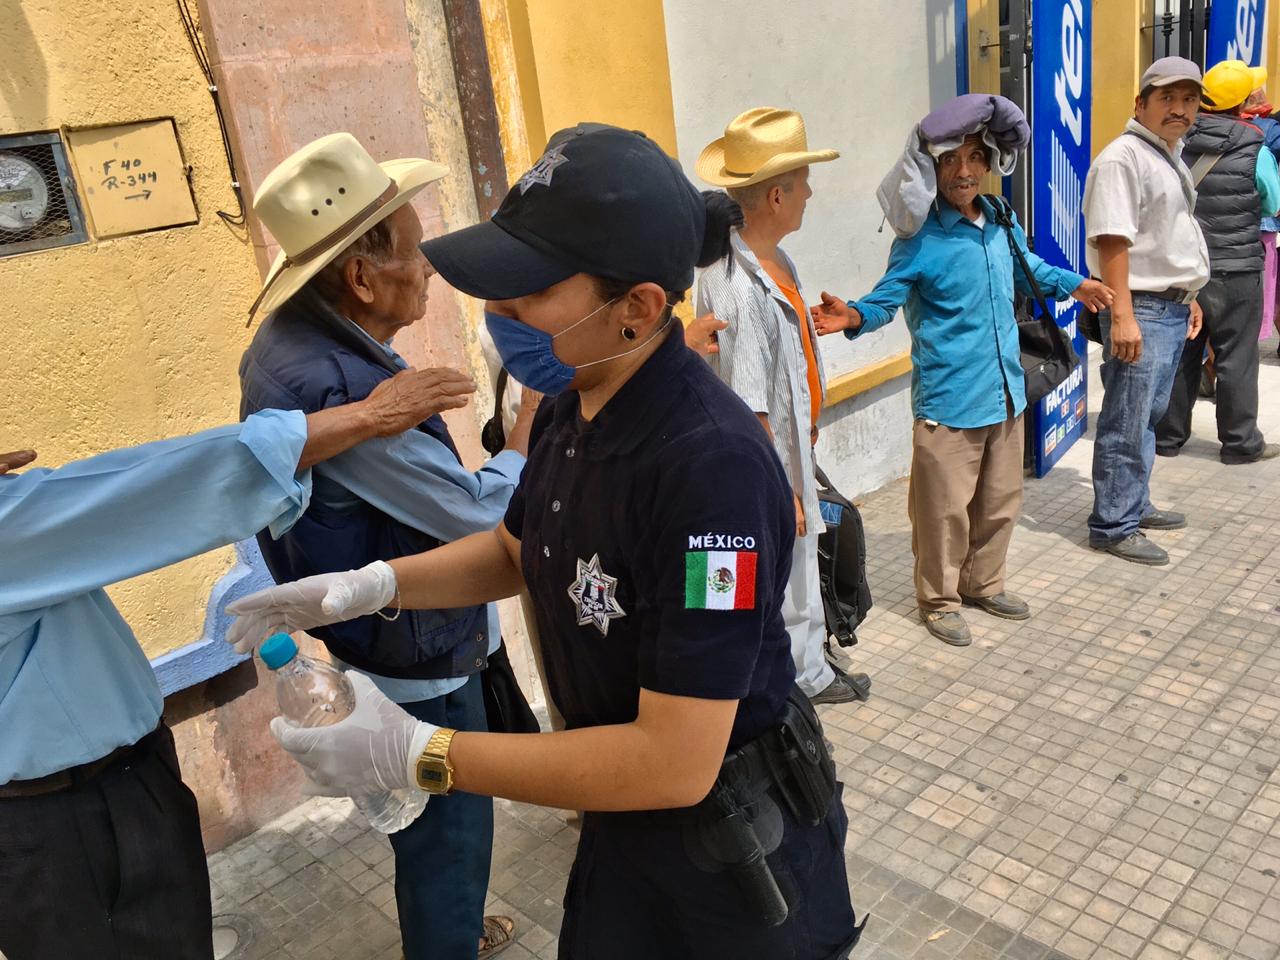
left=961, top=592, right=1031, bottom=620
left=919, top=609, right=971, bottom=646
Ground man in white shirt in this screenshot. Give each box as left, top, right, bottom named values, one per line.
left=696, top=107, right=863, bottom=704
left=1083, top=57, right=1210, bottom=565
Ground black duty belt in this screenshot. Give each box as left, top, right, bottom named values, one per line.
left=0, top=723, right=166, bottom=799
left=1133, top=287, right=1197, bottom=304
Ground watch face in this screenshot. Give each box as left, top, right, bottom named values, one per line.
left=417, top=759, right=450, bottom=793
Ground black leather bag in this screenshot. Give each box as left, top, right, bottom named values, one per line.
left=985, top=195, right=1082, bottom=405
left=481, top=641, right=540, bottom=734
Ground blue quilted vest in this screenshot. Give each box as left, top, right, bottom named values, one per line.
left=238, top=292, right=488, bottom=680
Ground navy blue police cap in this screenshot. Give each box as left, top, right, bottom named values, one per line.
left=420, top=123, right=707, bottom=300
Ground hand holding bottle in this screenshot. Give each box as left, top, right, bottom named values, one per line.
left=271, top=669, right=435, bottom=798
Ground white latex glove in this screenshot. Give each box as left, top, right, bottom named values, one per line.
left=270, top=671, right=436, bottom=795
left=224, top=561, right=398, bottom=654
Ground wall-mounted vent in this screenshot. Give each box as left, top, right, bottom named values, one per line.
left=0, top=132, right=88, bottom=259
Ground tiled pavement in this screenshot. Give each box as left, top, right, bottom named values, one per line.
left=208, top=342, right=1280, bottom=960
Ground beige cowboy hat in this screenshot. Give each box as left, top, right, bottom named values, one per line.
left=696, top=107, right=838, bottom=188
left=248, top=132, right=448, bottom=319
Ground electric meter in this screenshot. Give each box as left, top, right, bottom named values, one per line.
left=0, top=153, right=50, bottom=232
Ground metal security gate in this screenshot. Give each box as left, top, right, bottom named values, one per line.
left=1149, top=0, right=1210, bottom=67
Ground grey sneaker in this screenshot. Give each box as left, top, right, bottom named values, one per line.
left=961, top=592, right=1031, bottom=620
left=920, top=609, right=971, bottom=646
left=1139, top=508, right=1186, bottom=530
left=1221, top=442, right=1280, bottom=465
left=1093, top=532, right=1169, bottom=566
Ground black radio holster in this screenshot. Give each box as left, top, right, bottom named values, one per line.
left=681, top=686, right=839, bottom=927
left=766, top=687, right=838, bottom=827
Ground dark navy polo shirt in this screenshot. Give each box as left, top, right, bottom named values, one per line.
left=504, top=324, right=797, bottom=751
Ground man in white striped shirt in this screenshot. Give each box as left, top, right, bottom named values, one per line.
left=695, top=107, right=861, bottom=705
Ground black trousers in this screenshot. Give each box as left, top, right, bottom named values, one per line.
left=1157, top=270, right=1266, bottom=459
left=0, top=724, right=213, bottom=960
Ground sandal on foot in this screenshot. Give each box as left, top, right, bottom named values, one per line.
left=479, top=915, right=516, bottom=959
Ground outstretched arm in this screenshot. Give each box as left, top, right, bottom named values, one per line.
left=0, top=367, right=475, bottom=616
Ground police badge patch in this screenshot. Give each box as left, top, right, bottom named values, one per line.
left=567, top=553, right=626, bottom=636
left=517, top=144, right=569, bottom=194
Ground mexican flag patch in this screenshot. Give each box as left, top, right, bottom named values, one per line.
left=685, top=550, right=757, bottom=610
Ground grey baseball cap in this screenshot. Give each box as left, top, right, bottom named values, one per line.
left=1140, top=56, right=1204, bottom=91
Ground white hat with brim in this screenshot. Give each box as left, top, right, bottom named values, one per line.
left=696, top=107, right=838, bottom=188
left=249, top=133, right=448, bottom=320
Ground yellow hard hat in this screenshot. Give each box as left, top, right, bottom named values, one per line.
left=1202, top=59, right=1259, bottom=110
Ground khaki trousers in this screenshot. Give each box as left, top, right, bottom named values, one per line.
left=908, top=412, right=1024, bottom=613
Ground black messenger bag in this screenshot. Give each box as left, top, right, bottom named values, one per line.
left=985, top=194, right=1081, bottom=405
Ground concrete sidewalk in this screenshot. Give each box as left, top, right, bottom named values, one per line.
left=207, top=340, right=1280, bottom=960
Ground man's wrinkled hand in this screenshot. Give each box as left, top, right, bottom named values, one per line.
left=225, top=562, right=398, bottom=654
left=1110, top=314, right=1143, bottom=364
left=1071, top=278, right=1115, bottom=313
left=1187, top=300, right=1203, bottom=340
left=271, top=671, right=436, bottom=795
left=364, top=368, right=476, bottom=437
left=685, top=312, right=728, bottom=356
left=517, top=384, right=544, bottom=416
left=811, top=293, right=860, bottom=336
left=0, top=450, right=36, bottom=475
left=794, top=493, right=807, bottom=538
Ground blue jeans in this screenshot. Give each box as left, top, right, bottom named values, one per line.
left=391, top=675, right=492, bottom=960
left=1088, top=295, right=1189, bottom=545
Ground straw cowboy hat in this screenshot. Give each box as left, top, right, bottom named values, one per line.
left=696, top=107, right=838, bottom=188
left=248, top=132, right=448, bottom=319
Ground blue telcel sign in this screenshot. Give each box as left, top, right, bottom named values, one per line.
left=1029, top=0, right=1091, bottom=476
left=1207, top=0, right=1267, bottom=67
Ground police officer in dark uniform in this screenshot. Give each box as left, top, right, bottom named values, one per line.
left=228, top=123, right=863, bottom=959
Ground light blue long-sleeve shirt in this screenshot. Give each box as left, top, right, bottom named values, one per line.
left=323, top=320, right=524, bottom=703
left=0, top=410, right=310, bottom=782
left=846, top=196, right=1084, bottom=429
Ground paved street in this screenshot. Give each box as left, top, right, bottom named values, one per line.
left=207, top=341, right=1280, bottom=960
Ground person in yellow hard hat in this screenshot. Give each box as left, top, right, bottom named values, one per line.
left=1156, top=60, right=1280, bottom=464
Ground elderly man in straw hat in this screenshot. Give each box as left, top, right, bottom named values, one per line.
left=814, top=95, right=1113, bottom=647
left=696, top=107, right=864, bottom=706
left=0, top=362, right=473, bottom=954
left=237, top=133, right=536, bottom=960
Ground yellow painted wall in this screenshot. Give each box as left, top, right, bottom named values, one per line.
left=1, top=2, right=263, bottom=657
left=503, top=0, right=679, bottom=157
left=1091, top=0, right=1150, bottom=155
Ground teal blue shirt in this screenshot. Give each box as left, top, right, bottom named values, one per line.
left=0, top=410, right=310, bottom=782
left=1254, top=142, right=1280, bottom=219
left=847, top=196, right=1084, bottom=428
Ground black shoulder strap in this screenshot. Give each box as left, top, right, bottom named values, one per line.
left=982, top=194, right=1054, bottom=323
left=1122, top=130, right=1201, bottom=207
left=493, top=367, right=509, bottom=424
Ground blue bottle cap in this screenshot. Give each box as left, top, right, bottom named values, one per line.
left=259, top=632, right=299, bottom=670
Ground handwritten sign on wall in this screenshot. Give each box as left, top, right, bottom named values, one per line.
left=67, top=119, right=197, bottom=238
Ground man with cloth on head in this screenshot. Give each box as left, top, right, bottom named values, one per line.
left=1156, top=58, right=1280, bottom=465
left=813, top=95, right=1112, bottom=646
left=1082, top=56, right=1210, bottom=566
left=0, top=370, right=473, bottom=960
left=237, top=133, right=536, bottom=960
left=694, top=107, right=865, bottom=706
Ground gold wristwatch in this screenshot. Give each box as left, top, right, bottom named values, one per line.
left=414, top=727, right=457, bottom=795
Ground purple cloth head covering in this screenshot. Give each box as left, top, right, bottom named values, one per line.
left=919, top=94, right=1030, bottom=171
